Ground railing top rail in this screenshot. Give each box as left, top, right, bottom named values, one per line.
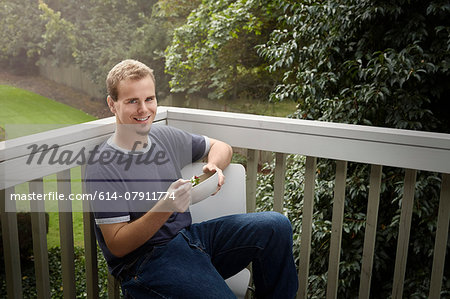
left=0, top=108, right=169, bottom=161
left=166, top=107, right=450, bottom=151
left=1, top=106, right=449, bottom=189
left=3, top=106, right=449, bottom=157
left=164, top=107, right=450, bottom=173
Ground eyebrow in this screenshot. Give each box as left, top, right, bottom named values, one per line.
left=125, top=95, right=156, bottom=101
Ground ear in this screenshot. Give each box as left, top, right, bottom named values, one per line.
left=107, top=96, right=116, bottom=114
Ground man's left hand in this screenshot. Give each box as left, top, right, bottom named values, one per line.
left=203, top=163, right=224, bottom=195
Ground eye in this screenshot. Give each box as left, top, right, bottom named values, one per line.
left=128, top=99, right=137, bottom=104
left=146, top=97, right=155, bottom=102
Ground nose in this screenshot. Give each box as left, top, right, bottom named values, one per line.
left=137, top=100, right=148, bottom=113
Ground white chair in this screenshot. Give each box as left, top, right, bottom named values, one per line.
left=181, top=163, right=251, bottom=299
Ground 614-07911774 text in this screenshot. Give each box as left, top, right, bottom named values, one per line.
left=93, top=191, right=176, bottom=201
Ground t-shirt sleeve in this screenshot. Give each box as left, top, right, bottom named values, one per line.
left=154, top=125, right=209, bottom=169
left=85, top=164, right=130, bottom=225
left=192, top=133, right=210, bottom=162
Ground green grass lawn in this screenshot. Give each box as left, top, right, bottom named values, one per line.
left=1, top=85, right=96, bottom=248
left=0, top=85, right=95, bottom=139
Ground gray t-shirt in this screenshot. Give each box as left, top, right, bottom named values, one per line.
left=85, top=124, right=209, bottom=277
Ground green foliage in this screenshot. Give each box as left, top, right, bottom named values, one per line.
left=46, top=246, right=110, bottom=298
left=258, top=0, right=450, bottom=133
left=231, top=152, right=247, bottom=168
left=165, top=0, right=279, bottom=100
left=0, top=246, right=110, bottom=298
left=0, top=213, right=49, bottom=273
left=42, top=0, right=166, bottom=94
left=256, top=156, right=449, bottom=298
left=69, top=0, right=160, bottom=88
left=0, top=0, right=45, bottom=73
left=253, top=1, right=450, bottom=297
left=0, top=0, right=171, bottom=95
left=38, top=2, right=81, bottom=65
left=1, top=0, right=449, bottom=296
left=152, top=0, right=202, bottom=29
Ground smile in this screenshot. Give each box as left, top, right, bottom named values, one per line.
left=134, top=116, right=150, bottom=121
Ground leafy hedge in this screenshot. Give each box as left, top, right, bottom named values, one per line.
left=258, top=0, right=450, bottom=133
left=0, top=213, right=49, bottom=271
left=255, top=155, right=449, bottom=298
left=253, top=1, right=450, bottom=297
left=0, top=246, right=110, bottom=298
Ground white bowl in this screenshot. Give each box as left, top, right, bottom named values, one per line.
left=189, top=171, right=219, bottom=204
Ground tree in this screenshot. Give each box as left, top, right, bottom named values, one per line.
left=38, top=2, right=81, bottom=65
left=0, top=0, right=45, bottom=74
left=152, top=0, right=202, bottom=29
left=38, top=0, right=169, bottom=95
left=164, top=0, right=280, bottom=100
left=256, top=0, right=450, bottom=297
left=258, top=0, right=450, bottom=133
left=1, top=0, right=174, bottom=97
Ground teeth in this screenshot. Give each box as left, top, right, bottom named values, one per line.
left=136, top=116, right=149, bottom=121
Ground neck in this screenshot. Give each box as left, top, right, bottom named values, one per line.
left=113, top=127, right=149, bottom=151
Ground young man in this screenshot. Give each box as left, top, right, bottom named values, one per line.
left=86, top=59, right=298, bottom=298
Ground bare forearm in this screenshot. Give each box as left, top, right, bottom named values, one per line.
left=102, top=211, right=171, bottom=257
left=207, top=138, right=232, bottom=170
left=100, top=180, right=191, bottom=257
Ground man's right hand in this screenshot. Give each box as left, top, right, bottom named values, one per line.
left=154, top=179, right=192, bottom=213
left=100, top=179, right=192, bottom=257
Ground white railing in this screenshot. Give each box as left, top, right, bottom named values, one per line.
left=0, top=106, right=449, bottom=299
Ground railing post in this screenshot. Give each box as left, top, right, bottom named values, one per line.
left=57, top=169, right=76, bottom=298
left=392, top=169, right=417, bottom=299
left=81, top=165, right=99, bottom=299
left=359, top=164, right=382, bottom=299
left=108, top=273, right=121, bottom=299
left=273, top=153, right=286, bottom=213
left=428, top=173, right=450, bottom=299
left=246, top=149, right=259, bottom=213
left=29, top=178, right=51, bottom=299
left=326, top=160, right=348, bottom=299
left=297, top=156, right=317, bottom=299
left=0, top=187, right=23, bottom=299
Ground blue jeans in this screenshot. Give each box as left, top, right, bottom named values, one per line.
left=120, top=212, right=298, bottom=298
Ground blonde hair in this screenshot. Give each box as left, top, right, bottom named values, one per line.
left=106, top=59, right=155, bottom=101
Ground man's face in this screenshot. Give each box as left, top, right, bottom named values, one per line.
left=108, top=75, right=157, bottom=136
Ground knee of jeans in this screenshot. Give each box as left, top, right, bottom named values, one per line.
left=258, top=211, right=293, bottom=237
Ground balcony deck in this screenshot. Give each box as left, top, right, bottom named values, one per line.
left=1, top=106, right=449, bottom=298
